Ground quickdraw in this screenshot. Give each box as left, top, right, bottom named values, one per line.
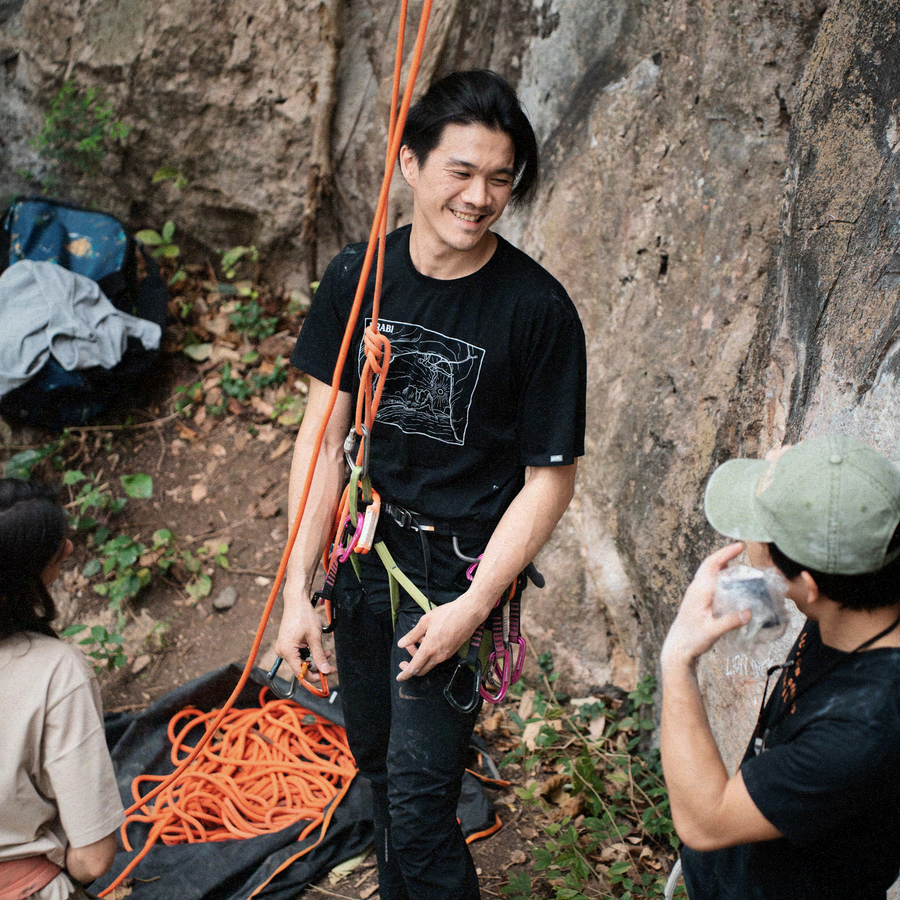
left=443, top=556, right=528, bottom=714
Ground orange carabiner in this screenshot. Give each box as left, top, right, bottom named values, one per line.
left=355, top=489, right=381, bottom=554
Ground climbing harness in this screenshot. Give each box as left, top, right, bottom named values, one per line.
left=334, top=477, right=535, bottom=715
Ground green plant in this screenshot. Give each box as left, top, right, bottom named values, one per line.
left=152, top=166, right=188, bottom=190
left=86, top=533, right=152, bottom=618
left=61, top=471, right=153, bottom=670
left=136, top=221, right=185, bottom=285
left=220, top=245, right=259, bottom=280
left=188, top=358, right=289, bottom=418
left=4, top=435, right=68, bottom=480
left=32, top=81, right=131, bottom=185
left=136, top=219, right=182, bottom=268
left=228, top=298, right=278, bottom=340
left=151, top=529, right=229, bottom=603
left=174, top=380, right=204, bottom=414
left=63, top=471, right=151, bottom=542
left=500, top=671, right=683, bottom=900
left=61, top=623, right=127, bottom=672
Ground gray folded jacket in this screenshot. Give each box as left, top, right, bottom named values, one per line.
left=0, top=259, right=162, bottom=399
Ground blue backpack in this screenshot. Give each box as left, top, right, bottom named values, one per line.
left=0, top=197, right=168, bottom=428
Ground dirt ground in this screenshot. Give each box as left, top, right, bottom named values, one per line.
left=0, top=349, right=555, bottom=900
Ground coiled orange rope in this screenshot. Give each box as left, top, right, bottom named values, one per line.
left=122, top=687, right=356, bottom=849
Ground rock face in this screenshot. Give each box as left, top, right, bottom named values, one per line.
left=4, top=0, right=900, bottom=756
left=697, top=0, right=900, bottom=767
left=512, top=0, right=824, bottom=704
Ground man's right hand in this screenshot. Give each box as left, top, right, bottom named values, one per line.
left=661, top=542, right=751, bottom=670
left=274, top=588, right=334, bottom=677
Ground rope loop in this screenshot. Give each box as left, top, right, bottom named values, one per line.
left=363, top=323, right=391, bottom=374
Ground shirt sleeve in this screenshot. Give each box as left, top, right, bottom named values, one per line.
left=740, top=710, right=895, bottom=846
left=515, top=289, right=587, bottom=467
left=290, top=249, right=356, bottom=392
left=39, top=662, right=125, bottom=849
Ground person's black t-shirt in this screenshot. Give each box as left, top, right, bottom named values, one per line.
left=291, top=225, right=586, bottom=528
left=682, top=621, right=900, bottom=899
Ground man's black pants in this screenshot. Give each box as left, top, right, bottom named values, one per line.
left=332, top=517, right=487, bottom=900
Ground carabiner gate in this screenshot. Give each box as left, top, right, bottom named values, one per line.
left=443, top=658, right=482, bottom=714
left=266, top=652, right=330, bottom=700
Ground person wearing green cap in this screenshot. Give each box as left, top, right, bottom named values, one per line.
left=660, top=434, right=900, bottom=899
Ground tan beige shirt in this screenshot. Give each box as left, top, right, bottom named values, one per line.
left=0, top=633, right=124, bottom=872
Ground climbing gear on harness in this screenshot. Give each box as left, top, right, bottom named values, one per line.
left=266, top=650, right=329, bottom=700
left=442, top=554, right=528, bottom=713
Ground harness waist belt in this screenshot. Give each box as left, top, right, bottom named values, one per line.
left=0, top=855, right=62, bottom=900
left=381, top=500, right=495, bottom=541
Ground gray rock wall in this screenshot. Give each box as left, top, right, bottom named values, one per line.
left=699, top=0, right=900, bottom=768
left=512, top=0, right=824, bottom=703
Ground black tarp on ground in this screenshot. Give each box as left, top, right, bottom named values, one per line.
left=94, top=665, right=372, bottom=900
left=94, top=664, right=495, bottom=900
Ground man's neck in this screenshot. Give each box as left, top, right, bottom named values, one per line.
left=408, top=228, right=498, bottom=280
left=816, top=601, right=900, bottom=652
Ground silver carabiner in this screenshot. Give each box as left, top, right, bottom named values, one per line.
left=343, top=423, right=371, bottom=481
left=266, top=655, right=300, bottom=700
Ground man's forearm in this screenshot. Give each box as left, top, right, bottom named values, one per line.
left=659, top=544, right=782, bottom=850
left=660, top=660, right=731, bottom=846
left=275, top=378, right=352, bottom=677
left=395, top=463, right=578, bottom=679
left=283, top=379, right=352, bottom=604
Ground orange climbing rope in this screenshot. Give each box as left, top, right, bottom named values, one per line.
left=97, top=1, right=434, bottom=895
left=120, top=687, right=355, bottom=858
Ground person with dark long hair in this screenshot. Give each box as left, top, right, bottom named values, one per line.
left=0, top=479, right=124, bottom=900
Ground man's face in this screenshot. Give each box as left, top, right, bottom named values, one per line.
left=399, top=122, right=515, bottom=260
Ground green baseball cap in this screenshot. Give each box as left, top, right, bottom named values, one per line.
left=704, top=434, right=900, bottom=574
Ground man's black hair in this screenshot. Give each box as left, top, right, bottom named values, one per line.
left=769, top=525, right=900, bottom=611
left=400, top=69, right=540, bottom=208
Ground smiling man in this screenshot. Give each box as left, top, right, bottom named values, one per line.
left=275, top=70, right=586, bottom=899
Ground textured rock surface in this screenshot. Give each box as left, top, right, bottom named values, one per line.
left=699, top=0, right=900, bottom=769
left=4, top=0, right=900, bottom=767
left=513, top=0, right=823, bottom=701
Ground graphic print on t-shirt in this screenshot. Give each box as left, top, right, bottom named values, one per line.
left=360, top=318, right=484, bottom=445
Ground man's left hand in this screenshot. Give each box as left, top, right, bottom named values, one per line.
left=396, top=594, right=485, bottom=681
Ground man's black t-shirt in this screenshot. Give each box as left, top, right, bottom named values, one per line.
left=291, top=225, right=586, bottom=528
left=682, top=621, right=900, bottom=899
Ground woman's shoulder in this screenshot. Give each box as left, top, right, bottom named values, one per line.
left=0, top=632, right=93, bottom=690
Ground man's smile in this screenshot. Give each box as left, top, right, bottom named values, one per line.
left=450, top=208, right=489, bottom=223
